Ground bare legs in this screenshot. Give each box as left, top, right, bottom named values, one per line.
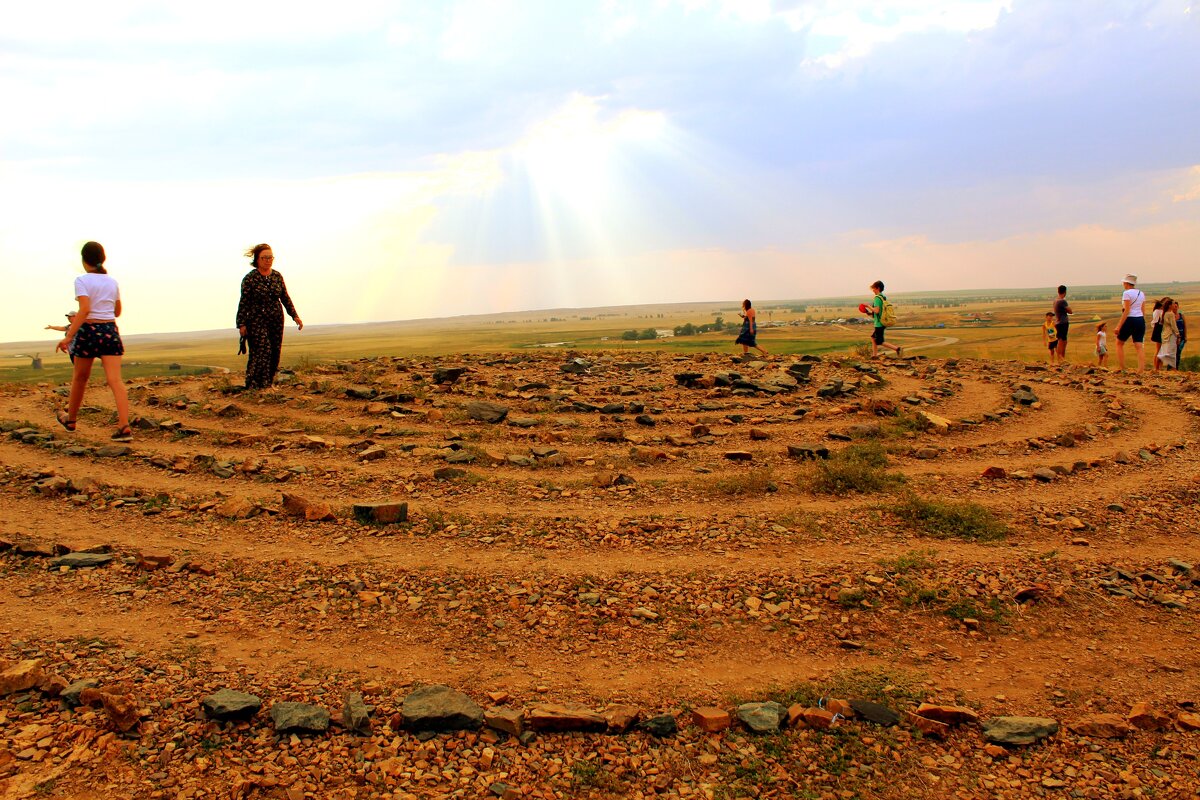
left=101, top=355, right=130, bottom=430
left=1115, top=340, right=1145, bottom=373
left=63, top=355, right=129, bottom=431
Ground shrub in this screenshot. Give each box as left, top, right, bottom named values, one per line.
left=893, top=494, right=1007, bottom=541
left=806, top=442, right=901, bottom=494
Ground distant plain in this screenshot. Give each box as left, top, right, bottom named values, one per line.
left=3, top=283, right=1197, bottom=383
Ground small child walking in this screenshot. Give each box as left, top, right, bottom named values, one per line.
left=1095, top=322, right=1108, bottom=367
left=1042, top=312, right=1058, bottom=364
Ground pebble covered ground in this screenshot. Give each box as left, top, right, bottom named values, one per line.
left=0, top=350, right=1198, bottom=799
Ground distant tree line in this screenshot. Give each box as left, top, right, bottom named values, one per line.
left=672, top=316, right=735, bottom=336
left=621, top=328, right=660, bottom=340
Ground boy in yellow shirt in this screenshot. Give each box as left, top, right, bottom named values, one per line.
left=1041, top=312, right=1058, bottom=364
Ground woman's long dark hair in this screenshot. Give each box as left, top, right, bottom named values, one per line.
left=81, top=241, right=107, bottom=274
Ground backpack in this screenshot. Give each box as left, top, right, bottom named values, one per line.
left=879, top=296, right=897, bottom=327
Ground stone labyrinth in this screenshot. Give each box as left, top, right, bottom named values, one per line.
left=0, top=351, right=1198, bottom=799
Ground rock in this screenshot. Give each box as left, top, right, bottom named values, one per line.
left=136, top=552, right=173, bottom=571
left=1032, top=467, right=1058, bottom=482
left=595, top=428, right=626, bottom=443
left=202, top=689, right=262, bottom=721
left=981, top=466, right=1007, bottom=479
left=640, top=714, right=678, bottom=737
left=345, top=385, right=378, bottom=399
left=560, top=358, right=591, bottom=374
left=94, top=445, right=132, bottom=458
left=736, top=702, right=784, bottom=733
left=800, top=707, right=836, bottom=729
left=465, top=401, right=509, bottom=423
left=917, top=410, right=954, bottom=434
left=433, top=367, right=468, bottom=385
left=905, top=710, right=949, bottom=738
left=507, top=416, right=539, bottom=429
left=600, top=403, right=626, bottom=415
left=434, top=467, right=467, bottom=481
left=788, top=444, right=830, bottom=460
left=915, top=703, right=981, bottom=726
left=485, top=707, right=524, bottom=736
left=1127, top=702, right=1171, bottom=731
left=352, top=501, right=408, bottom=524
left=34, top=476, right=71, bottom=496
left=982, top=716, right=1059, bottom=745
left=1011, top=388, right=1038, bottom=405
left=1177, top=712, right=1200, bottom=731
left=343, top=692, right=372, bottom=734
left=216, top=496, right=256, bottom=519
left=603, top=704, right=641, bottom=733
left=692, top=707, right=731, bottom=732
left=848, top=699, right=899, bottom=727
left=0, top=659, right=45, bottom=695
left=281, top=493, right=336, bottom=522
left=48, top=552, right=113, bottom=569
left=1070, top=714, right=1134, bottom=739
left=525, top=703, right=607, bottom=733
left=1113, top=451, right=1133, bottom=464
left=61, top=678, right=100, bottom=707
left=301, top=435, right=331, bottom=450
left=914, top=446, right=940, bottom=460
left=402, top=685, right=484, bottom=732
left=848, top=422, right=881, bottom=439
left=724, top=451, right=753, bottom=461
left=270, top=702, right=330, bottom=733
left=358, top=446, right=387, bottom=462
left=78, top=687, right=140, bottom=732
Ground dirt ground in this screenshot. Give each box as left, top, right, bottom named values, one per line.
left=0, top=351, right=1198, bottom=800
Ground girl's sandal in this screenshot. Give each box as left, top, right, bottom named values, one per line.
left=56, top=410, right=76, bottom=432
left=112, top=426, right=133, bottom=443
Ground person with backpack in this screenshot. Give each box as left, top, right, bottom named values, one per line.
left=863, top=280, right=901, bottom=358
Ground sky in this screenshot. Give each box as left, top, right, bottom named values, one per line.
left=1, top=0, right=1198, bottom=342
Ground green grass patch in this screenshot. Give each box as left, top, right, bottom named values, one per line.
left=893, top=494, right=1007, bottom=541
left=878, top=548, right=938, bottom=575
left=805, top=442, right=903, bottom=495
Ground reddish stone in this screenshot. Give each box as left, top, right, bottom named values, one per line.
left=1070, top=714, right=1134, bottom=739
left=981, top=466, right=1007, bottom=479
left=1127, top=702, right=1171, bottom=731
left=78, top=688, right=140, bottom=732
left=801, top=708, right=836, bottom=729
left=692, top=707, right=731, bottom=733
left=916, top=703, right=981, bottom=726
left=0, top=659, right=44, bottom=695
left=137, top=553, right=174, bottom=571
left=602, top=704, right=641, bottom=733
left=826, top=698, right=855, bottom=719
left=1176, top=712, right=1200, bottom=731
left=905, top=711, right=949, bottom=739
left=525, top=703, right=606, bottom=732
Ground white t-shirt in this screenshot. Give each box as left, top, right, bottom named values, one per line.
left=1122, top=288, right=1145, bottom=318
left=1096, top=331, right=1107, bottom=350
left=74, top=273, right=120, bottom=321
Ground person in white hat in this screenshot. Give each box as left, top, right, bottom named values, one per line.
left=1114, top=274, right=1146, bottom=372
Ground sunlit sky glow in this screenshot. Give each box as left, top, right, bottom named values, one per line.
left=2, top=0, right=1198, bottom=342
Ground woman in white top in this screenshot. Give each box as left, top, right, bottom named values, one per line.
left=1114, top=274, right=1146, bottom=373
left=55, top=241, right=132, bottom=440
left=1155, top=296, right=1179, bottom=371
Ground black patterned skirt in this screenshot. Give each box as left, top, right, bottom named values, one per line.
left=72, top=322, right=124, bottom=358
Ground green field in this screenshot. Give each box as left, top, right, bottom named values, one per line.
left=3, top=282, right=1196, bottom=382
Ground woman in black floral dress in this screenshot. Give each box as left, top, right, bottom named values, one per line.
left=236, top=244, right=303, bottom=389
